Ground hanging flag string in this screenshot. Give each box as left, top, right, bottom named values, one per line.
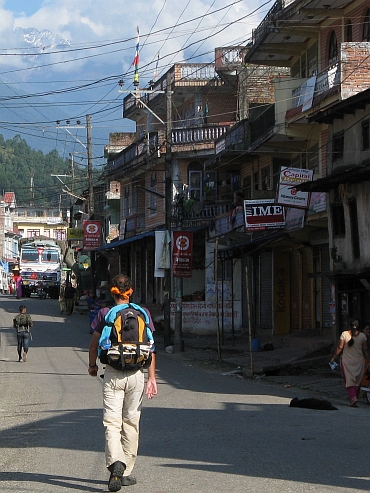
left=133, top=26, right=140, bottom=87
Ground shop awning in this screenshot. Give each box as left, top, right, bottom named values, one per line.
left=295, top=163, right=370, bottom=192
left=96, top=225, right=206, bottom=251
left=96, top=230, right=156, bottom=251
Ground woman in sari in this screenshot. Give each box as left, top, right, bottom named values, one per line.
left=330, top=318, right=370, bottom=406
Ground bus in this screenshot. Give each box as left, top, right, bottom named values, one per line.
left=19, top=239, right=64, bottom=298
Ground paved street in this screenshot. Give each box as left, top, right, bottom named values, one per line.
left=0, top=295, right=369, bottom=492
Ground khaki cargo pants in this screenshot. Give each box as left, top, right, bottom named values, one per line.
left=103, top=364, right=144, bottom=476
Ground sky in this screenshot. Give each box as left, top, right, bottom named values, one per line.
left=0, top=0, right=269, bottom=168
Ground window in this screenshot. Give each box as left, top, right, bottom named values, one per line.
left=254, top=172, right=259, bottom=190
left=149, top=173, right=157, bottom=214
left=345, top=21, right=353, bottom=41
left=189, top=171, right=202, bottom=200
left=273, top=158, right=291, bottom=191
left=348, top=198, right=360, bottom=259
left=43, top=229, right=50, bottom=237
left=332, top=203, right=345, bottom=237
left=27, top=229, right=40, bottom=237
left=328, top=31, right=338, bottom=65
left=54, top=229, right=66, bottom=240
left=243, top=176, right=251, bottom=200
left=362, top=120, right=370, bottom=150
left=188, top=162, right=203, bottom=200
left=203, top=171, right=217, bottom=200
left=332, top=132, right=344, bottom=162
left=261, top=167, right=270, bottom=190
left=123, top=185, right=130, bottom=217
left=363, top=9, right=370, bottom=41
left=228, top=171, right=240, bottom=191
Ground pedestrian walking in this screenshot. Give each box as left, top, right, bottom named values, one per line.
left=58, top=285, right=66, bottom=315
left=15, top=275, right=23, bottom=299
left=330, top=318, right=370, bottom=406
left=64, top=282, right=76, bottom=315
left=88, top=274, right=157, bottom=492
left=13, top=305, right=33, bottom=362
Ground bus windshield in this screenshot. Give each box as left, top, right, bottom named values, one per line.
left=41, top=250, right=59, bottom=262
left=21, top=251, right=39, bottom=262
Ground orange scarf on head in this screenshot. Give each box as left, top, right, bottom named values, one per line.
left=110, top=286, right=133, bottom=300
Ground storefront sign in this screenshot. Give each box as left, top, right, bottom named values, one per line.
left=170, top=300, right=241, bottom=332
left=276, top=166, right=313, bottom=209
left=244, top=199, right=285, bottom=231
left=83, top=221, right=102, bottom=251
left=67, top=228, right=84, bottom=240
left=172, top=231, right=193, bottom=277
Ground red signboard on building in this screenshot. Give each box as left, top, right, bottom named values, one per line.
left=244, top=199, right=285, bottom=231
left=172, top=231, right=193, bottom=277
left=83, top=220, right=102, bottom=251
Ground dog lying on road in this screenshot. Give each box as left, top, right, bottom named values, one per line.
left=289, top=397, right=338, bottom=410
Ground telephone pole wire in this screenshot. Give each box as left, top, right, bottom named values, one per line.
left=86, top=114, right=94, bottom=217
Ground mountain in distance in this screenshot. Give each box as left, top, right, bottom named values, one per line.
left=14, top=27, right=72, bottom=64
left=0, top=27, right=122, bottom=163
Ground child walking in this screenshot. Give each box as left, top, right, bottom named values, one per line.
left=13, top=305, right=33, bottom=362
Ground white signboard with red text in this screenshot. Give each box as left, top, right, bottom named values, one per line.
left=172, top=231, right=193, bottom=277
left=83, top=220, right=102, bottom=251
left=244, top=199, right=285, bottom=231
left=277, top=166, right=313, bottom=209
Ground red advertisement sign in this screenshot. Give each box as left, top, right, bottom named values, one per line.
left=83, top=220, right=102, bottom=251
left=244, top=199, right=285, bottom=231
left=172, top=231, right=193, bottom=277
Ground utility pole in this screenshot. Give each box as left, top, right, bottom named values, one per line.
left=117, top=81, right=175, bottom=348
left=86, top=114, right=94, bottom=218
left=163, top=72, right=173, bottom=349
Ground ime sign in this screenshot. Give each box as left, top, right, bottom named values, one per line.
left=244, top=199, right=285, bottom=231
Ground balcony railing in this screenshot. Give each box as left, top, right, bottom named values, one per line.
left=106, top=124, right=232, bottom=175
left=215, top=119, right=250, bottom=155
left=290, top=43, right=370, bottom=113
left=291, top=63, right=340, bottom=110
left=124, top=63, right=219, bottom=116
left=215, top=47, right=245, bottom=72
left=106, top=131, right=163, bottom=174
left=172, top=124, right=231, bottom=144
left=125, top=213, right=145, bottom=235
left=251, top=0, right=296, bottom=46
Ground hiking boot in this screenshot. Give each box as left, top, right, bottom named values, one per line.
left=108, top=461, right=125, bottom=492
left=121, top=476, right=137, bottom=486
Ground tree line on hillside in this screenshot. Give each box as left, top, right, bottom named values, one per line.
left=0, top=134, right=88, bottom=208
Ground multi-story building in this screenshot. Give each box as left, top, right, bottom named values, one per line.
left=0, top=192, right=20, bottom=266
left=98, top=59, right=287, bottom=333
left=239, top=0, right=370, bottom=339
left=13, top=206, right=68, bottom=241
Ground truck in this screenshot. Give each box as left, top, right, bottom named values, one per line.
left=19, top=238, right=65, bottom=299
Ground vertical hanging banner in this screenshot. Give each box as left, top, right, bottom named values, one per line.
left=83, top=220, right=102, bottom=251
left=133, top=26, right=140, bottom=87
left=172, top=231, right=193, bottom=277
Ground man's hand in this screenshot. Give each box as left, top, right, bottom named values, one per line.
left=88, top=364, right=98, bottom=377
left=145, top=378, right=157, bottom=399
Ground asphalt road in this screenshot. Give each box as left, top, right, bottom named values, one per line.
left=0, top=295, right=369, bottom=493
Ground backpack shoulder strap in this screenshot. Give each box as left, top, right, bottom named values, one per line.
left=127, top=303, right=150, bottom=325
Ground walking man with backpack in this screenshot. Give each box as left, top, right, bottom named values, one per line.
left=13, top=305, right=33, bottom=362
left=88, top=274, right=157, bottom=492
